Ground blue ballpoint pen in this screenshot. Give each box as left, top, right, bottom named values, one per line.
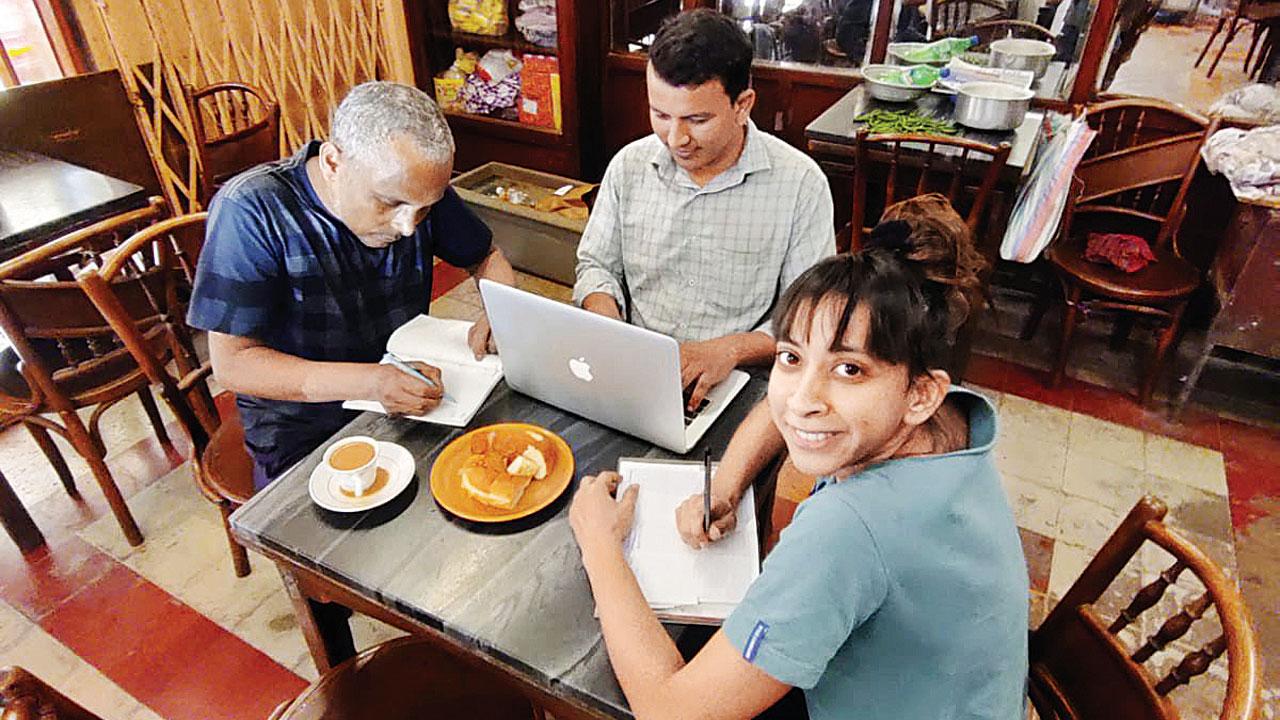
left=383, top=352, right=454, bottom=404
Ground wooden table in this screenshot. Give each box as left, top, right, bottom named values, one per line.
left=1173, top=199, right=1280, bottom=413
left=0, top=149, right=149, bottom=262
left=230, top=377, right=770, bottom=719
left=804, top=85, right=1044, bottom=256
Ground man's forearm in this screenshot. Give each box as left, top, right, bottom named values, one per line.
left=583, top=291, right=623, bottom=320
left=472, top=246, right=516, bottom=286
left=212, top=342, right=377, bottom=404
left=722, top=331, right=776, bottom=367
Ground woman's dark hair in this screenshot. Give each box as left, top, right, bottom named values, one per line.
left=649, top=9, right=753, bottom=101
left=773, top=194, right=987, bottom=379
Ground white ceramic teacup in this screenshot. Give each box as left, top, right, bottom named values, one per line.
left=322, top=436, right=379, bottom=496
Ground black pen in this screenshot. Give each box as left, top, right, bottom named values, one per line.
left=703, top=448, right=712, bottom=535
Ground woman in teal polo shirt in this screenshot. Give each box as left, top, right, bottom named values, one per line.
left=569, top=195, right=1029, bottom=720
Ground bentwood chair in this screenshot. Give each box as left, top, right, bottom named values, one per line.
left=1022, top=99, right=1209, bottom=405
left=849, top=131, right=1010, bottom=381
left=184, top=81, right=281, bottom=206
left=78, top=212, right=260, bottom=577
left=931, top=0, right=1013, bottom=37
left=962, top=19, right=1056, bottom=50
left=268, top=637, right=543, bottom=720
left=0, top=198, right=174, bottom=546
left=0, top=666, right=103, bottom=720
left=1029, top=496, right=1259, bottom=720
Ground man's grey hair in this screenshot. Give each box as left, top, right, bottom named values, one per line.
left=330, top=81, right=455, bottom=165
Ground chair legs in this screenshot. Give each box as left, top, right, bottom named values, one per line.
left=219, top=501, right=251, bottom=577
left=1195, top=16, right=1228, bottom=68
left=59, top=410, right=143, bottom=546
left=24, top=423, right=77, bottom=497
left=1140, top=302, right=1187, bottom=406
left=1049, top=284, right=1082, bottom=388
left=1207, top=17, right=1243, bottom=77
left=135, top=386, right=172, bottom=448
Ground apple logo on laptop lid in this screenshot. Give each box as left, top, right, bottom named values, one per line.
left=568, top=356, right=594, bottom=382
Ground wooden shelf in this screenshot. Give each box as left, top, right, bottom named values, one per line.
left=431, top=28, right=558, bottom=55
left=443, top=109, right=563, bottom=139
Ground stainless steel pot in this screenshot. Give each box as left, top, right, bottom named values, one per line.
left=989, top=38, right=1056, bottom=80
left=953, top=82, right=1034, bottom=131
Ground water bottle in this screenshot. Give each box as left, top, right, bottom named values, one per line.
left=900, top=36, right=979, bottom=63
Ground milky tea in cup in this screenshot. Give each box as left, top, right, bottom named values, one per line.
left=323, top=436, right=378, bottom=496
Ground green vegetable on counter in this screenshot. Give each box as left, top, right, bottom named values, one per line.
left=854, top=109, right=959, bottom=136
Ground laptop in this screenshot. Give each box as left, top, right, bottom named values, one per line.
left=478, top=280, right=750, bottom=454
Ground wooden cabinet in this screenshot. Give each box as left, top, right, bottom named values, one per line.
left=402, top=0, right=602, bottom=179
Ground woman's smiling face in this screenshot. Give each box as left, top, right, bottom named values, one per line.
left=767, top=299, right=917, bottom=479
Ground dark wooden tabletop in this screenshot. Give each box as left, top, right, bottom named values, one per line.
left=231, top=376, right=770, bottom=719
left=0, top=149, right=149, bottom=261
left=804, top=85, right=1045, bottom=176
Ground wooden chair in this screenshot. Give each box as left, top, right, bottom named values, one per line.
left=961, top=19, right=1056, bottom=50
left=1194, top=0, right=1280, bottom=78
left=0, top=666, right=103, bottom=720
left=78, top=212, right=259, bottom=577
left=850, top=130, right=1011, bottom=382
left=0, top=198, right=177, bottom=547
left=1029, top=496, right=1259, bottom=720
left=931, top=0, right=1012, bottom=37
left=1023, top=99, right=1209, bottom=405
left=268, top=636, right=542, bottom=720
left=184, top=81, right=281, bottom=207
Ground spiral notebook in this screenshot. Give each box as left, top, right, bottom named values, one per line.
left=343, top=315, right=503, bottom=427
left=617, top=457, right=760, bottom=625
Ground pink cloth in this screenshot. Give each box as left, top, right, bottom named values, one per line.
left=1084, top=233, right=1157, bottom=273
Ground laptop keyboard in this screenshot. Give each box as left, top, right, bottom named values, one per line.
left=682, top=391, right=710, bottom=426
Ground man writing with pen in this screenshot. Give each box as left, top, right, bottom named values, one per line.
left=187, top=82, right=516, bottom=490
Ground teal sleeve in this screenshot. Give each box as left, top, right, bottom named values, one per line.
left=722, top=495, right=889, bottom=689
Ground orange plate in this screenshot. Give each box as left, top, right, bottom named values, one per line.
left=429, top=423, right=575, bottom=523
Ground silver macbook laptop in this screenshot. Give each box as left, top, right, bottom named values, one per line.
left=478, top=279, right=750, bottom=454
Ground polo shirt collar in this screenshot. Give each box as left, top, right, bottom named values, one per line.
left=649, top=120, right=772, bottom=191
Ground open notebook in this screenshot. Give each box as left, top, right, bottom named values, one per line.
left=343, top=315, right=503, bottom=427
left=618, top=457, right=760, bottom=625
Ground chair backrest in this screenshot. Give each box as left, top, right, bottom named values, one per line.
left=78, top=213, right=219, bottom=456
left=932, top=0, right=1012, bottom=37
left=0, top=666, right=105, bottom=720
left=0, top=199, right=174, bottom=412
left=1029, top=496, right=1259, bottom=720
left=1073, top=99, right=1210, bottom=251
left=851, top=129, right=1011, bottom=251
left=184, top=82, right=281, bottom=207
left=963, top=19, right=1056, bottom=50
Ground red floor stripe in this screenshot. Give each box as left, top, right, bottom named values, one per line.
left=38, top=561, right=306, bottom=720
left=431, top=261, right=471, bottom=301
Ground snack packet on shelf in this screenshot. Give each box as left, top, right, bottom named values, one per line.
left=448, top=0, right=508, bottom=36
left=434, top=48, right=479, bottom=112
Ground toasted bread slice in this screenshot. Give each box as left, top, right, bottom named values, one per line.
left=460, top=466, right=534, bottom=509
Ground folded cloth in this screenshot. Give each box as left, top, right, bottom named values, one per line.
left=1084, top=233, right=1156, bottom=273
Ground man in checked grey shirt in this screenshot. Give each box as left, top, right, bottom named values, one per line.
left=574, top=10, right=835, bottom=409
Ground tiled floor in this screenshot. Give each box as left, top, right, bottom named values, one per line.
left=1109, top=19, right=1255, bottom=115
left=0, top=264, right=1274, bottom=718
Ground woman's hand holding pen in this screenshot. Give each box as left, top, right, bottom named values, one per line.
left=676, top=493, right=738, bottom=549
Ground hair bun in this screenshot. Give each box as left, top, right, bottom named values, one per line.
left=867, top=220, right=914, bottom=255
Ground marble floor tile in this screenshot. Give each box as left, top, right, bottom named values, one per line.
left=1145, top=434, right=1228, bottom=497
left=1055, top=495, right=1126, bottom=552
left=1067, top=413, right=1147, bottom=471
left=996, top=434, right=1068, bottom=492
left=1061, top=449, right=1146, bottom=511
left=1000, top=394, right=1073, bottom=443
left=1000, top=473, right=1066, bottom=538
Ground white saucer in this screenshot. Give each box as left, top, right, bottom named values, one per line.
left=309, top=441, right=416, bottom=512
